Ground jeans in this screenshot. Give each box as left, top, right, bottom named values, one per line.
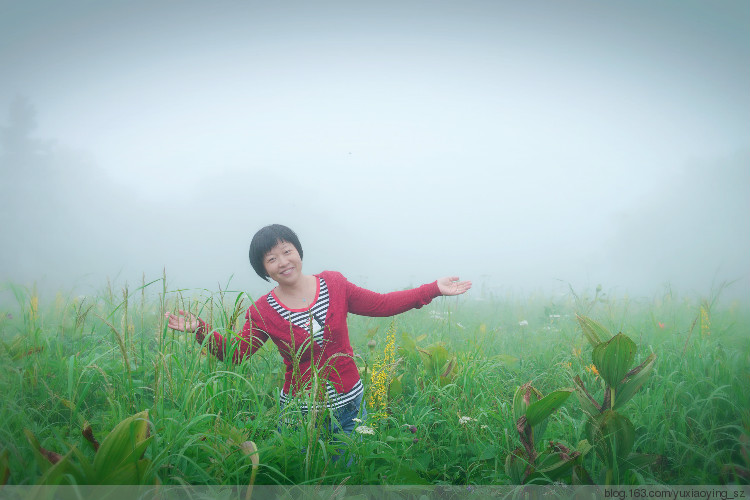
left=279, top=391, right=367, bottom=436
left=278, top=392, right=367, bottom=466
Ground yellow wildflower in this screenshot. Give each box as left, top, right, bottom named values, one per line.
left=369, top=320, right=397, bottom=424
left=29, top=294, right=39, bottom=323
left=700, top=305, right=711, bottom=337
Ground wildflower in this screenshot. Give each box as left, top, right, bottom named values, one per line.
left=456, top=322, right=465, bottom=329
left=518, top=320, right=528, bottom=327
left=409, top=425, right=417, bottom=434
left=572, top=347, right=581, bottom=358
left=700, top=306, right=711, bottom=337
left=413, top=438, right=419, bottom=444
left=352, top=418, right=363, bottom=424
left=355, top=425, right=375, bottom=435
left=429, top=311, right=446, bottom=320
left=658, top=322, right=665, bottom=329
left=458, top=416, right=476, bottom=425
left=481, top=425, right=488, bottom=430
left=368, top=321, right=397, bottom=424
left=585, top=364, right=600, bottom=379
left=30, top=294, right=38, bottom=322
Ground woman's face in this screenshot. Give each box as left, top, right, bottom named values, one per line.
left=263, top=240, right=302, bottom=286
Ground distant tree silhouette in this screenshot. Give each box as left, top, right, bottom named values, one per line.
left=0, top=95, right=43, bottom=170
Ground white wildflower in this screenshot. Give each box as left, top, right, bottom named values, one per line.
left=481, top=425, right=488, bottom=430
left=456, top=322, right=465, bottom=329
left=355, top=425, right=375, bottom=435
left=458, top=416, right=476, bottom=425
left=519, top=320, right=528, bottom=327
left=352, top=418, right=363, bottom=424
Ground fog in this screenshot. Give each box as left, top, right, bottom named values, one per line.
left=1, top=1, right=748, bottom=304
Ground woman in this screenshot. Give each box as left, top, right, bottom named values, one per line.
left=166, top=224, right=471, bottom=435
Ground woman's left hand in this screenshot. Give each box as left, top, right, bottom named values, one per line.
left=437, top=276, right=472, bottom=296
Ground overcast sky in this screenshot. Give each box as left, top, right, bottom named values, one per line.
left=1, top=0, right=748, bottom=303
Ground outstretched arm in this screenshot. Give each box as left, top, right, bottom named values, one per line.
left=346, top=275, right=471, bottom=317
left=165, top=309, right=269, bottom=362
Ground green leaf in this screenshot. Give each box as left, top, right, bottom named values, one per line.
left=97, top=459, right=151, bottom=485
left=1, top=449, right=9, bottom=486
left=613, top=353, right=657, bottom=410
left=491, top=354, right=519, bottom=367
left=389, top=374, right=403, bottom=399
left=35, top=449, right=80, bottom=486
left=576, top=314, right=610, bottom=347
left=504, top=449, right=527, bottom=484
left=24, top=429, right=51, bottom=473
left=526, top=390, right=573, bottom=427
left=592, top=333, right=636, bottom=387
left=586, top=410, right=635, bottom=468
left=419, top=343, right=451, bottom=374
left=530, top=450, right=579, bottom=483
left=573, top=376, right=601, bottom=416
left=399, top=332, right=419, bottom=361
left=93, top=411, right=150, bottom=475
left=512, top=383, right=543, bottom=424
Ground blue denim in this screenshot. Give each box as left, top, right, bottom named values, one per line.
left=329, top=391, right=367, bottom=435
left=278, top=392, right=367, bottom=466
left=278, top=391, right=367, bottom=436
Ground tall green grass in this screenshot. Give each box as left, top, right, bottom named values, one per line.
left=0, top=278, right=747, bottom=485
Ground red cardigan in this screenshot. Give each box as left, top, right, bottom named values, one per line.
left=196, top=270, right=442, bottom=396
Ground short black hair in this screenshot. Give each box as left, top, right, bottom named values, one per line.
left=249, top=224, right=303, bottom=281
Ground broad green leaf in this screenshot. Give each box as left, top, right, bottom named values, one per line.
left=576, top=314, right=610, bottom=347
left=592, top=333, right=636, bottom=387
left=512, top=383, right=542, bottom=424
left=24, top=429, right=52, bottom=473
left=613, top=353, right=657, bottom=410
left=419, top=343, right=451, bottom=374
left=530, top=448, right=580, bottom=483
left=504, top=449, right=527, bottom=484
left=1, top=449, right=9, bottom=486
left=492, top=354, right=519, bottom=367
left=97, top=459, right=151, bottom=485
left=115, top=436, right=154, bottom=472
left=389, top=374, right=403, bottom=399
left=93, top=411, right=150, bottom=475
left=576, top=439, right=593, bottom=457
left=35, top=449, right=79, bottom=486
left=70, top=447, right=96, bottom=480
left=399, top=332, right=418, bottom=358
left=573, top=376, right=601, bottom=416
left=526, top=390, right=573, bottom=427
left=440, top=356, right=457, bottom=379
left=586, top=410, right=635, bottom=468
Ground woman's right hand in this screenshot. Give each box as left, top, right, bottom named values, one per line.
left=165, top=310, right=201, bottom=332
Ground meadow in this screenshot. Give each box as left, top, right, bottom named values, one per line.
left=0, top=276, right=748, bottom=487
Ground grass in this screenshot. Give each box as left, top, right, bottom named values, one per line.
left=0, top=277, right=748, bottom=486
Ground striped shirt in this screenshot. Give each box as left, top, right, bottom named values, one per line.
left=268, top=277, right=364, bottom=410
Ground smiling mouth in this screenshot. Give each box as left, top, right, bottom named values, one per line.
left=280, top=268, right=294, bottom=276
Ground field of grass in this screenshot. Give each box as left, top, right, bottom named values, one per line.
left=0, top=277, right=748, bottom=487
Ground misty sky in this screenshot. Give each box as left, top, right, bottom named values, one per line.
left=1, top=1, right=748, bottom=302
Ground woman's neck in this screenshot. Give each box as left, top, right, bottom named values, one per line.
left=275, top=274, right=317, bottom=308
